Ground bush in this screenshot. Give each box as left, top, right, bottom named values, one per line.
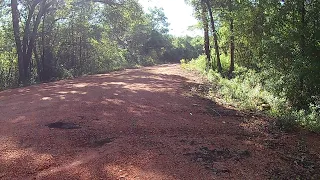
left=181, top=55, right=320, bottom=132
left=183, top=55, right=207, bottom=73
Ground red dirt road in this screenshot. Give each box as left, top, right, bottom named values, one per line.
left=0, top=64, right=319, bottom=179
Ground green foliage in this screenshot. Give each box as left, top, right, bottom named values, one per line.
left=182, top=56, right=320, bottom=132
left=161, top=35, right=203, bottom=63
left=147, top=7, right=170, bottom=34
left=0, top=0, right=202, bottom=89
left=276, top=103, right=320, bottom=132
left=208, top=68, right=275, bottom=111
left=0, top=23, right=17, bottom=89
left=210, top=52, right=231, bottom=74
left=186, top=0, right=320, bottom=132
left=90, top=38, right=127, bottom=73
left=182, top=55, right=208, bottom=73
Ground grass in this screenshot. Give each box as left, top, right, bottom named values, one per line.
left=181, top=56, right=320, bottom=132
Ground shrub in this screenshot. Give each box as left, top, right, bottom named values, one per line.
left=181, top=55, right=320, bottom=132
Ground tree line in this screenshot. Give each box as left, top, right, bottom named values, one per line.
left=187, top=0, right=319, bottom=111
left=0, top=0, right=203, bottom=89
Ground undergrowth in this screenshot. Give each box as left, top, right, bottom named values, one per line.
left=181, top=56, right=320, bottom=132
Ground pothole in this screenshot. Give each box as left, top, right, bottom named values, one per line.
left=46, top=121, right=81, bottom=129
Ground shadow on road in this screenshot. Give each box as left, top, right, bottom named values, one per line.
left=0, top=64, right=319, bottom=179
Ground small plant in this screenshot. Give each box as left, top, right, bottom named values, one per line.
left=181, top=56, right=320, bottom=133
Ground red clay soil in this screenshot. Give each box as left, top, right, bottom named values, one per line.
left=0, top=64, right=319, bottom=180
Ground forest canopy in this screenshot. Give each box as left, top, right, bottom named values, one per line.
left=183, top=0, right=320, bottom=131
left=0, top=0, right=202, bottom=88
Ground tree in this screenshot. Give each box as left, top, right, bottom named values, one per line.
left=228, top=0, right=235, bottom=77
left=186, top=0, right=211, bottom=70
left=147, top=7, right=170, bottom=34
left=1, top=0, right=203, bottom=89
left=11, top=0, right=54, bottom=85
left=201, top=0, right=211, bottom=70
left=188, top=0, right=320, bottom=110
left=205, top=0, right=222, bottom=73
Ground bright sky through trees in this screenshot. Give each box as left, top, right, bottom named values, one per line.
left=138, top=0, right=201, bottom=36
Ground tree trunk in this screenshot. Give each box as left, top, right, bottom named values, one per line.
left=205, top=0, right=222, bottom=73
left=71, top=23, right=75, bottom=69
left=24, top=0, right=46, bottom=82
left=228, top=0, right=235, bottom=77
left=34, top=41, right=42, bottom=81
left=11, top=0, right=25, bottom=84
left=79, top=36, right=82, bottom=74
left=11, top=0, right=47, bottom=85
left=229, top=18, right=235, bottom=77
left=22, top=4, right=36, bottom=66
left=201, top=0, right=211, bottom=71
left=298, top=0, right=307, bottom=108
left=300, top=0, right=306, bottom=56
left=42, top=10, right=46, bottom=81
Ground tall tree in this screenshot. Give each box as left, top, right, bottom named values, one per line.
left=228, top=0, right=235, bottom=77
left=1, top=0, right=203, bottom=90
left=205, top=0, right=222, bottom=73
left=201, top=0, right=211, bottom=71
left=11, top=0, right=53, bottom=85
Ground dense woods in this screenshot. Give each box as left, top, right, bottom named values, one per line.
left=0, top=0, right=202, bottom=88
left=184, top=0, right=320, bottom=131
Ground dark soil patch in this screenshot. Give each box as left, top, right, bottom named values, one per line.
left=268, top=138, right=320, bottom=179
left=46, top=122, right=81, bottom=129
left=91, top=137, right=115, bottom=148
left=184, top=146, right=250, bottom=174
left=206, top=107, right=242, bottom=117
